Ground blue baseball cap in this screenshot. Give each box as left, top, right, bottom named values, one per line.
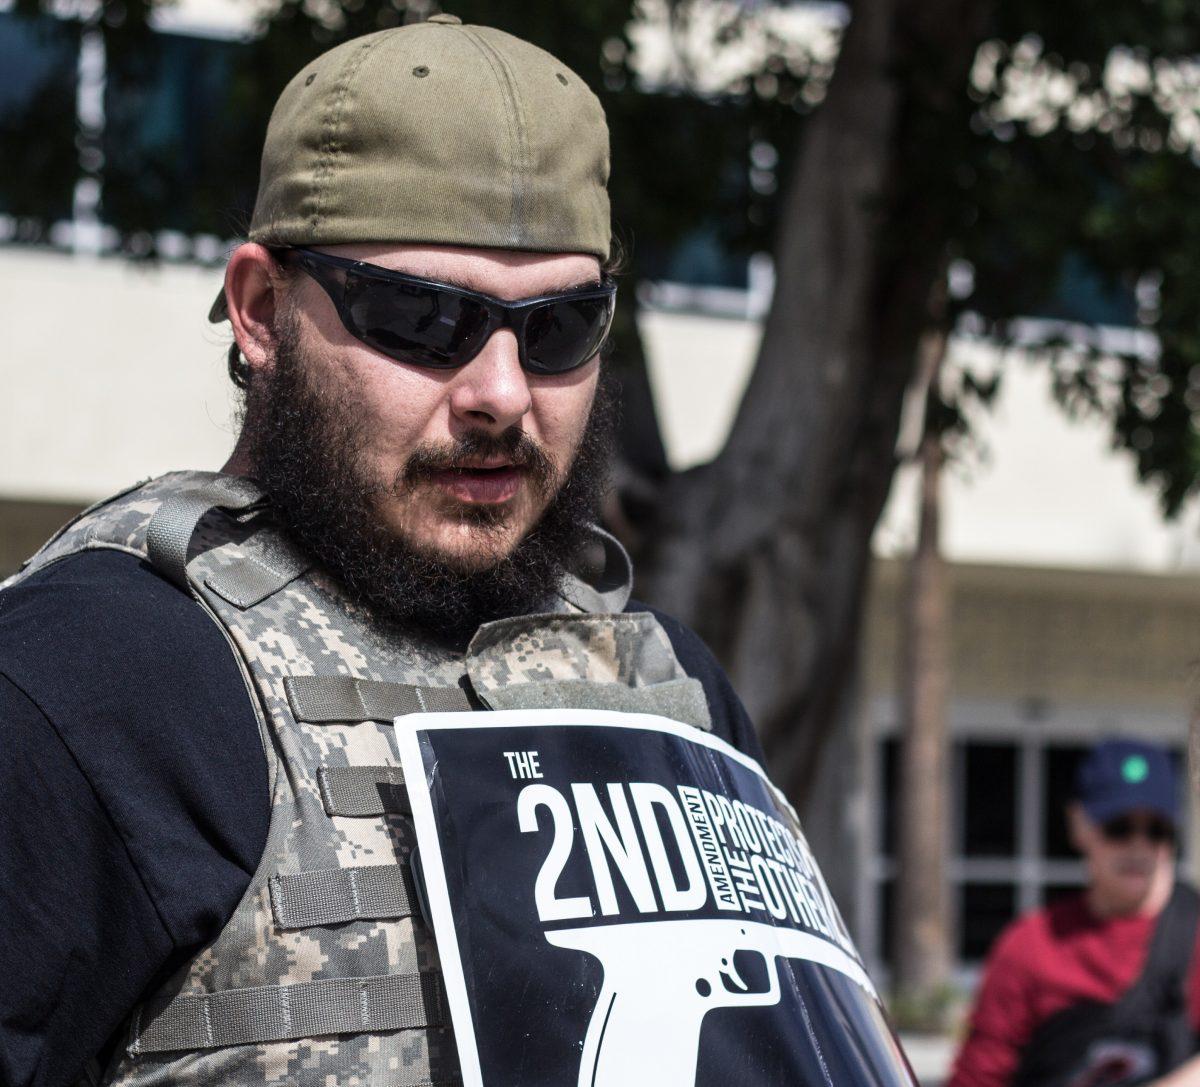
left=1074, top=739, right=1178, bottom=826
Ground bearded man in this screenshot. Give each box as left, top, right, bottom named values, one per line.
left=0, top=17, right=912, bottom=1087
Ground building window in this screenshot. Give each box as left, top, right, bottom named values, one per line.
left=962, top=743, right=1018, bottom=857
left=1043, top=743, right=1088, bottom=859
left=102, top=30, right=255, bottom=240
left=0, top=11, right=80, bottom=226
left=959, top=883, right=1017, bottom=962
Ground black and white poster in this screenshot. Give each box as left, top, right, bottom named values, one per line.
left=395, top=709, right=915, bottom=1087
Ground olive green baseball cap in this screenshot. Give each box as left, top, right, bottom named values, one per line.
left=210, top=14, right=611, bottom=322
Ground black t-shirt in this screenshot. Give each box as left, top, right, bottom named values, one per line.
left=0, top=548, right=765, bottom=1087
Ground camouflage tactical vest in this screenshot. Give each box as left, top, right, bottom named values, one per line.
left=6, top=471, right=713, bottom=1086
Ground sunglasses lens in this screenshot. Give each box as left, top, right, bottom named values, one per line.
left=522, top=294, right=615, bottom=374
left=1148, top=819, right=1174, bottom=843
left=343, top=273, right=491, bottom=368
left=1102, top=815, right=1174, bottom=843
left=294, top=250, right=616, bottom=374
left=1102, top=817, right=1132, bottom=841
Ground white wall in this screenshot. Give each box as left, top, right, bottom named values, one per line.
left=638, top=308, right=759, bottom=468
left=874, top=342, right=1200, bottom=575
left=0, top=248, right=237, bottom=503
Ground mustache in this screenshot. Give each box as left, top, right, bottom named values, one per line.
left=398, top=429, right=558, bottom=496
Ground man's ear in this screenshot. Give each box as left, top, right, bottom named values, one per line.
left=224, top=243, right=286, bottom=376
left=1066, top=802, right=1092, bottom=854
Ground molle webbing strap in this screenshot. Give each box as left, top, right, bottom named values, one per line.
left=270, top=864, right=415, bottom=930
left=146, top=474, right=265, bottom=588
left=131, top=970, right=446, bottom=1054
left=319, top=765, right=409, bottom=817
left=203, top=535, right=311, bottom=609
left=285, top=675, right=472, bottom=723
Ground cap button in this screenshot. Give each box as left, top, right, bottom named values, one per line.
left=426, top=13, right=462, bottom=24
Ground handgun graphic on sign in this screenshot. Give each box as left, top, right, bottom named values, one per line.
left=546, top=917, right=877, bottom=1087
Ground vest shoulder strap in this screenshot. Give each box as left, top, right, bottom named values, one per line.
left=7, top=472, right=310, bottom=610
left=1117, top=882, right=1200, bottom=1037
left=145, top=474, right=265, bottom=586
left=144, top=474, right=312, bottom=604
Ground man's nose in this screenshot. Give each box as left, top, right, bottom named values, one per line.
left=447, top=329, right=533, bottom=433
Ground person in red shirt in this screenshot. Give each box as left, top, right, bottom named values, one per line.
left=949, top=739, right=1200, bottom=1087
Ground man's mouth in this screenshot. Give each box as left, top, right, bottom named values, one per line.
left=1114, top=859, right=1154, bottom=878
left=430, top=460, right=524, bottom=504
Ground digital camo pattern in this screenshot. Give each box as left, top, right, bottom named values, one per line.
left=7, top=472, right=695, bottom=1087
left=467, top=612, right=683, bottom=693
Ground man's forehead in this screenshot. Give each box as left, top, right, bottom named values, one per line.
left=321, top=242, right=602, bottom=298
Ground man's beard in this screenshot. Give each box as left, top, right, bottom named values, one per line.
left=240, top=321, right=615, bottom=648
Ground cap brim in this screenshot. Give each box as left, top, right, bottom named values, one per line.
left=208, top=288, right=230, bottom=323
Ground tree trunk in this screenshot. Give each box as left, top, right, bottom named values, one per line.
left=633, top=0, right=992, bottom=802
left=893, top=329, right=953, bottom=1011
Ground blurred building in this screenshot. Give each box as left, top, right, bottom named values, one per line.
left=864, top=365, right=1200, bottom=983
left=647, top=305, right=1200, bottom=986
left=4, top=0, right=1200, bottom=1002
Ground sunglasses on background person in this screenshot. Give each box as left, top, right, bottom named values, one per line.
left=275, top=247, right=617, bottom=375
left=1100, top=813, right=1176, bottom=844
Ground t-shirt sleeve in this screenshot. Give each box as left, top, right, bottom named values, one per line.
left=1187, top=894, right=1200, bottom=1032
left=947, top=923, right=1040, bottom=1087
left=0, top=549, right=271, bottom=1087
left=632, top=601, right=767, bottom=764
left=0, top=672, right=174, bottom=1087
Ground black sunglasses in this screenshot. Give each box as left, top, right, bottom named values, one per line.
left=276, top=247, right=616, bottom=375
left=1100, top=814, right=1175, bottom=844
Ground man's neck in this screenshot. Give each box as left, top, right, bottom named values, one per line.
left=221, top=439, right=253, bottom=477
